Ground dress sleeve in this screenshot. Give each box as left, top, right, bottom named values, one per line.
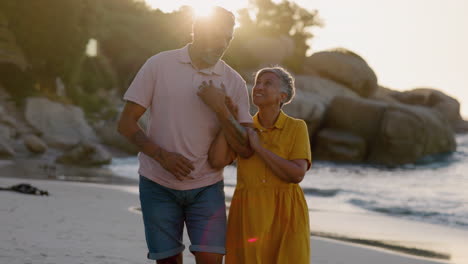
left=289, top=120, right=312, bottom=169
left=123, top=57, right=156, bottom=109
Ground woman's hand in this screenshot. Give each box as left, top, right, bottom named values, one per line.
left=247, top=128, right=261, bottom=152
left=197, top=80, right=227, bottom=114
left=246, top=127, right=308, bottom=183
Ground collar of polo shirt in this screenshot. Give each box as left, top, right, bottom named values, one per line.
left=178, top=44, right=224, bottom=76
left=253, top=110, right=287, bottom=132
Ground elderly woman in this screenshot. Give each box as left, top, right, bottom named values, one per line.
left=207, top=67, right=312, bottom=263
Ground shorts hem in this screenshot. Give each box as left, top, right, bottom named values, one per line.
left=189, top=245, right=226, bottom=255
left=147, top=245, right=185, bottom=260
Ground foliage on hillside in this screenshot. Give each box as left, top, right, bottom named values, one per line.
left=0, top=0, right=320, bottom=115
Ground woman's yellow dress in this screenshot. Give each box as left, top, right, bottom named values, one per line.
left=226, top=111, right=312, bottom=264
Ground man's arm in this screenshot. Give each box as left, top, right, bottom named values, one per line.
left=197, top=81, right=254, bottom=158
left=208, top=129, right=236, bottom=169
left=117, top=101, right=194, bottom=180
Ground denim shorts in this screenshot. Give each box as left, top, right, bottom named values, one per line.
left=139, top=175, right=227, bottom=260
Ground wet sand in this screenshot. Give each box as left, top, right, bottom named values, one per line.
left=1, top=176, right=460, bottom=264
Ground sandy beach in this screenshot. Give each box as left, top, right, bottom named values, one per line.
left=1, top=177, right=464, bottom=264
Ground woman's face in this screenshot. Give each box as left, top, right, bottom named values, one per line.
left=252, top=72, right=286, bottom=108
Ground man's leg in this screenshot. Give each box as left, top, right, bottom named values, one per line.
left=185, top=180, right=227, bottom=264
left=157, top=253, right=183, bottom=264
left=139, top=175, right=186, bottom=263
left=193, top=252, right=223, bottom=264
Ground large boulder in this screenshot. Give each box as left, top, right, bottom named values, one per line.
left=24, top=97, right=99, bottom=148
left=94, top=106, right=149, bottom=154
left=321, top=96, right=387, bottom=142
left=294, top=75, right=359, bottom=101
left=369, top=86, right=400, bottom=104
left=0, top=106, right=19, bottom=139
left=282, top=89, right=326, bottom=137
left=454, top=120, right=468, bottom=133
left=23, top=134, right=47, bottom=154
left=94, top=120, right=138, bottom=154
left=0, top=96, right=38, bottom=136
left=369, top=104, right=456, bottom=165
left=390, top=88, right=466, bottom=133
left=56, top=141, right=112, bottom=166
left=304, top=48, right=378, bottom=97
left=315, top=96, right=456, bottom=165
left=0, top=137, right=14, bottom=157
left=283, top=75, right=359, bottom=136
left=0, top=123, right=14, bottom=139
left=314, top=129, right=367, bottom=162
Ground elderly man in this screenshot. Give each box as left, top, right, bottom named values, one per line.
left=117, top=6, right=252, bottom=264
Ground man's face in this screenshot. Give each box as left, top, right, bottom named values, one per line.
left=195, top=23, right=234, bottom=66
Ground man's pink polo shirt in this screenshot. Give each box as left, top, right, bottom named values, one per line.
left=123, top=45, right=252, bottom=190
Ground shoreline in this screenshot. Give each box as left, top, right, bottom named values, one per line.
left=1, top=159, right=466, bottom=263
left=310, top=231, right=450, bottom=260
left=1, top=176, right=462, bottom=264
left=1, top=176, right=452, bottom=264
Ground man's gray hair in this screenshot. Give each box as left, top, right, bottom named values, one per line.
left=255, top=66, right=295, bottom=107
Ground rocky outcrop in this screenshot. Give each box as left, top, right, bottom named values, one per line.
left=94, top=120, right=138, bottom=154
left=0, top=123, right=14, bottom=139
left=314, top=96, right=456, bottom=165
left=369, top=103, right=455, bottom=165
left=369, top=86, right=400, bottom=104
left=314, top=129, right=367, bottom=162
left=23, top=134, right=47, bottom=154
left=56, top=141, right=112, bottom=166
left=24, top=97, right=99, bottom=148
left=282, top=75, right=359, bottom=136
left=304, top=48, right=378, bottom=97
left=0, top=103, right=17, bottom=158
left=322, top=96, right=387, bottom=143
left=0, top=84, right=118, bottom=168
left=93, top=106, right=149, bottom=154
left=0, top=137, right=15, bottom=157
left=389, top=88, right=467, bottom=133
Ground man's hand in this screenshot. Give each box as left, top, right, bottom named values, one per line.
left=118, top=101, right=195, bottom=181
left=157, top=150, right=195, bottom=181
left=197, top=80, right=228, bottom=114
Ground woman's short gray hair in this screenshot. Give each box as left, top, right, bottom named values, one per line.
left=255, top=66, right=295, bottom=107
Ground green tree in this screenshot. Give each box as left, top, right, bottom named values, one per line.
left=0, top=0, right=93, bottom=93
left=94, top=1, right=192, bottom=93
left=0, top=11, right=35, bottom=101
left=225, top=0, right=322, bottom=73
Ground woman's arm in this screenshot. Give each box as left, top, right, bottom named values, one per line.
left=247, top=129, right=308, bottom=183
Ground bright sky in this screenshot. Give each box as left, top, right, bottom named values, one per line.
left=145, top=0, right=468, bottom=118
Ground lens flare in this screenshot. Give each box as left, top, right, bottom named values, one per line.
left=192, top=4, right=214, bottom=19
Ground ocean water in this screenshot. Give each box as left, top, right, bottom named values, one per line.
left=108, top=134, right=468, bottom=230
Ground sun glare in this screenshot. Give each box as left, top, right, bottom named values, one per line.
left=192, top=3, right=215, bottom=18
left=144, top=0, right=248, bottom=15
